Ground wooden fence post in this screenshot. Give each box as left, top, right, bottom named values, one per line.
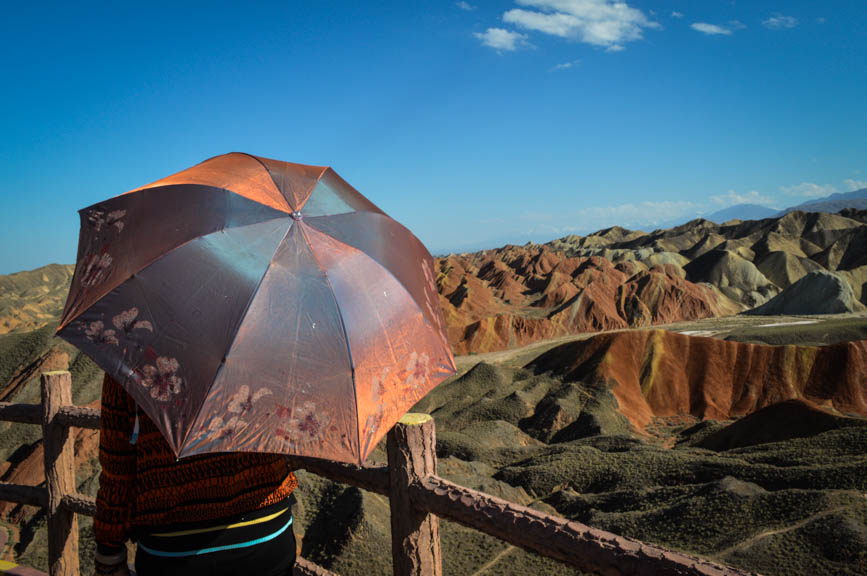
left=386, top=413, right=442, bottom=576
left=41, top=371, right=78, bottom=576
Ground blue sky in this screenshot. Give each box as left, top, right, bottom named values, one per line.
left=1, top=1, right=865, bottom=273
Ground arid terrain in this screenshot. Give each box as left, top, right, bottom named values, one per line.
left=439, top=209, right=867, bottom=354
left=1, top=209, right=866, bottom=575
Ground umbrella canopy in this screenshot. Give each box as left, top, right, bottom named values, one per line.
left=57, top=152, right=456, bottom=464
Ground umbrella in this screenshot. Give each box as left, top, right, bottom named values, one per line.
left=57, top=152, right=456, bottom=465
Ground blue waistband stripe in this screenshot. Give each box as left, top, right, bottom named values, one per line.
left=137, top=516, right=293, bottom=558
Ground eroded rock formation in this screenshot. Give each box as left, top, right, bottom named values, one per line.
left=530, top=329, right=867, bottom=431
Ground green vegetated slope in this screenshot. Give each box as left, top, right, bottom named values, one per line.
left=723, top=316, right=867, bottom=347
left=297, top=356, right=867, bottom=576
left=0, top=264, right=74, bottom=335
left=0, top=325, right=105, bottom=574
left=2, top=319, right=866, bottom=575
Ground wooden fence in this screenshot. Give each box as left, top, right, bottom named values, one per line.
left=0, top=372, right=753, bottom=576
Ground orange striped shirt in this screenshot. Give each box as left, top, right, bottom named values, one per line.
left=95, top=374, right=297, bottom=549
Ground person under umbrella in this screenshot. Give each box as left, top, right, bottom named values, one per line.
left=60, top=154, right=456, bottom=575
left=94, top=374, right=298, bottom=576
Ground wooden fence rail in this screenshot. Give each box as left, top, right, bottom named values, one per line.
left=0, top=372, right=754, bottom=576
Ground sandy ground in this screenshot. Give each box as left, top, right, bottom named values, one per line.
left=756, top=320, right=819, bottom=328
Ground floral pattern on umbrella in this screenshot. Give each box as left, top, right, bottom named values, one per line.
left=276, top=401, right=330, bottom=444
left=136, top=356, right=184, bottom=402
left=361, top=366, right=391, bottom=457
left=88, top=209, right=127, bottom=233
left=82, top=320, right=118, bottom=346
left=204, top=384, right=273, bottom=440
left=399, top=351, right=430, bottom=395
left=78, top=208, right=127, bottom=288
left=80, top=306, right=154, bottom=349
left=112, top=307, right=153, bottom=335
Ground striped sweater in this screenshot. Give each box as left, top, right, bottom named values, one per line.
left=95, top=374, right=297, bottom=549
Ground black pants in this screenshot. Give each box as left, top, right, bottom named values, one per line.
left=134, top=501, right=296, bottom=576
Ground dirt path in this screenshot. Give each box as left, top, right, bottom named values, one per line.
left=454, top=329, right=605, bottom=371
left=470, top=544, right=515, bottom=576
left=0, top=350, right=55, bottom=401
left=715, top=504, right=856, bottom=559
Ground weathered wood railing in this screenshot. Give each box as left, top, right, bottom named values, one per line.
left=0, top=372, right=753, bottom=576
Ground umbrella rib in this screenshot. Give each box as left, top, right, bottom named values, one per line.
left=236, top=153, right=297, bottom=212
left=237, top=153, right=329, bottom=212
left=304, top=212, right=449, bottom=336
left=310, top=168, right=386, bottom=215
left=305, top=217, right=454, bottom=371
left=175, top=220, right=297, bottom=454
left=299, top=224, right=456, bottom=460
left=305, top=215, right=452, bottom=347
left=296, top=166, right=331, bottom=211
left=295, top=223, right=362, bottom=465
left=59, top=187, right=290, bottom=332
left=363, top=251, right=453, bottom=369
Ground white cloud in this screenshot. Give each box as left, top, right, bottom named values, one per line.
left=711, top=190, right=776, bottom=206
left=763, top=15, right=798, bottom=29
left=475, top=177, right=863, bottom=244
left=691, top=22, right=732, bottom=35
left=550, top=59, right=581, bottom=70
left=728, top=20, right=747, bottom=30
left=501, top=0, right=659, bottom=50
left=671, top=11, right=684, bottom=19
left=527, top=224, right=584, bottom=236
left=474, top=28, right=530, bottom=51
left=456, top=1, right=476, bottom=11
left=575, top=200, right=701, bottom=228
left=511, top=199, right=703, bottom=234
left=779, top=182, right=838, bottom=197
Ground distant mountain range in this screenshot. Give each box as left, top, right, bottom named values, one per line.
left=704, top=187, right=867, bottom=223
left=704, top=203, right=779, bottom=223
left=779, top=188, right=867, bottom=215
